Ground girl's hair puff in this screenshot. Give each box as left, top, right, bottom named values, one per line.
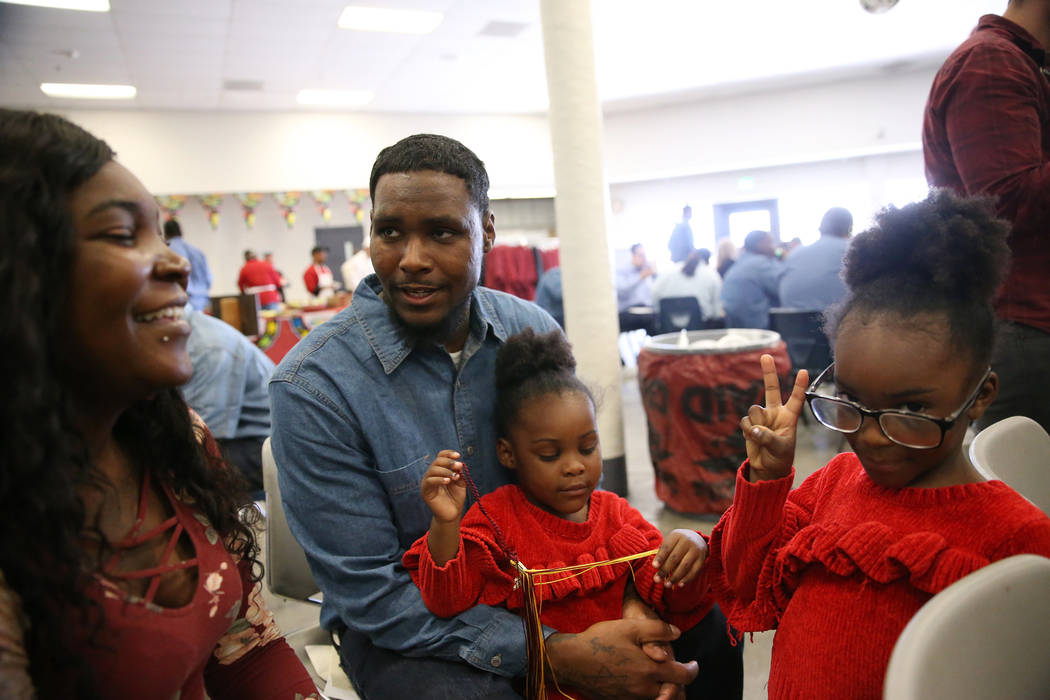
left=495, top=329, right=593, bottom=436
left=826, top=189, right=1010, bottom=374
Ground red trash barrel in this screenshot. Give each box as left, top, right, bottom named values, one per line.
left=637, top=329, right=791, bottom=515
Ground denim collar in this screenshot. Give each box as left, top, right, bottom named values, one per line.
left=352, top=275, right=510, bottom=374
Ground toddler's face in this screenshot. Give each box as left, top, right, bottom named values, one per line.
left=498, top=390, right=602, bottom=523
left=832, top=311, right=993, bottom=488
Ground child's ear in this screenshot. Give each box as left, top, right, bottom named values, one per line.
left=497, top=438, right=516, bottom=470
left=968, top=371, right=999, bottom=421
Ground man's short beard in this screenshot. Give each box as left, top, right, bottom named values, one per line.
left=387, top=296, right=473, bottom=349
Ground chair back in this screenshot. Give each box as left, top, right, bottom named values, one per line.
left=262, top=437, right=322, bottom=602
left=768, top=308, right=831, bottom=375
left=969, top=416, right=1050, bottom=516
left=657, top=296, right=705, bottom=334
left=883, top=554, right=1050, bottom=699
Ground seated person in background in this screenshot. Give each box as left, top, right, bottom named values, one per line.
left=238, top=249, right=283, bottom=311
left=616, top=242, right=656, bottom=312
left=532, top=265, right=564, bottom=328
left=182, top=306, right=276, bottom=499
left=271, top=133, right=728, bottom=700
left=0, top=109, right=315, bottom=699
left=706, top=191, right=1050, bottom=700
left=650, top=248, right=724, bottom=323
left=720, top=230, right=784, bottom=329
left=778, top=207, right=852, bottom=310
left=164, top=218, right=212, bottom=312
left=716, top=238, right=737, bottom=278
left=405, top=329, right=715, bottom=699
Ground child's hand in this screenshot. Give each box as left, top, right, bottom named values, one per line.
left=420, top=450, right=467, bottom=523
left=652, top=529, right=708, bottom=588
left=741, top=354, right=808, bottom=481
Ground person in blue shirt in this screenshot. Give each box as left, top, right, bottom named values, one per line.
left=720, top=230, right=785, bottom=329
left=778, top=207, right=853, bottom=310
left=617, top=243, right=656, bottom=312
left=270, top=134, right=730, bottom=700
left=533, top=265, right=564, bottom=328
left=181, top=307, right=275, bottom=498
left=163, top=218, right=212, bottom=312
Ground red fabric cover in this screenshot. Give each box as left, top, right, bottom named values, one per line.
left=923, top=15, right=1050, bottom=331
left=707, top=453, right=1050, bottom=700
left=637, top=341, right=791, bottom=514
left=237, top=260, right=283, bottom=306
left=403, top=485, right=713, bottom=634
left=484, top=246, right=538, bottom=300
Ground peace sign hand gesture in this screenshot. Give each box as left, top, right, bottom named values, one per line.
left=740, top=354, right=809, bottom=482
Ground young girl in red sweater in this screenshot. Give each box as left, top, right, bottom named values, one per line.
left=708, top=190, right=1050, bottom=699
left=403, top=328, right=715, bottom=699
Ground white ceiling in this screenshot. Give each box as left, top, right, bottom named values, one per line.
left=0, top=0, right=1005, bottom=115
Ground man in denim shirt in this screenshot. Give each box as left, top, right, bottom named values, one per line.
left=271, top=135, right=705, bottom=700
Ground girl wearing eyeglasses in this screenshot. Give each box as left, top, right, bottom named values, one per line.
left=704, top=190, right=1050, bottom=700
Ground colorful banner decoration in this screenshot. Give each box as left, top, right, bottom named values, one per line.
left=235, top=193, right=265, bottom=229
left=198, top=194, right=225, bottom=230
left=156, top=194, right=188, bottom=222
left=310, top=190, right=338, bottom=223
left=274, top=191, right=302, bottom=229
left=346, top=188, right=370, bottom=223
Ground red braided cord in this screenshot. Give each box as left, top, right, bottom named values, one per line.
left=459, top=461, right=517, bottom=562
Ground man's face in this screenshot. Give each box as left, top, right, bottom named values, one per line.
left=631, top=245, right=647, bottom=269
left=369, top=170, right=494, bottom=348
left=313, top=250, right=327, bottom=264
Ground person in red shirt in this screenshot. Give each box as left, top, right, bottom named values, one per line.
left=404, top=328, right=736, bottom=700
left=237, top=249, right=283, bottom=310
left=707, top=191, right=1050, bottom=700
left=922, top=1, right=1050, bottom=433
left=0, top=110, right=316, bottom=699
left=302, top=245, right=336, bottom=304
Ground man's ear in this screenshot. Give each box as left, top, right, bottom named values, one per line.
left=497, top=437, right=516, bottom=470
left=968, top=371, right=999, bottom=421
left=482, top=210, right=495, bottom=253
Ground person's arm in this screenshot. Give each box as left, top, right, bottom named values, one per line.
left=204, top=559, right=319, bottom=699
left=182, top=337, right=242, bottom=440
left=237, top=268, right=248, bottom=295
left=270, top=378, right=532, bottom=677
left=940, top=43, right=1050, bottom=231
left=0, top=571, right=34, bottom=700
left=303, top=267, right=318, bottom=296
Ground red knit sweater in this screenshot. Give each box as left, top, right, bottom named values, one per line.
left=708, top=453, right=1050, bottom=700
left=403, top=485, right=713, bottom=634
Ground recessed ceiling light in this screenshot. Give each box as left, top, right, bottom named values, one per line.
left=337, top=5, right=443, bottom=34
left=40, top=82, right=135, bottom=99
left=3, top=0, right=109, bottom=11
left=296, top=89, right=374, bottom=107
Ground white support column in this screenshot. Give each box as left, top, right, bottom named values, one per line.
left=539, top=0, right=627, bottom=494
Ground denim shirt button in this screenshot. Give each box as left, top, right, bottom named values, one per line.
left=466, top=446, right=475, bottom=456
left=490, top=654, right=502, bottom=667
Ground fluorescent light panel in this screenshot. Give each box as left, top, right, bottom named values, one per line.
left=41, top=83, right=136, bottom=99
left=2, top=0, right=109, bottom=10
left=337, top=5, right=442, bottom=34
left=296, top=89, right=373, bottom=107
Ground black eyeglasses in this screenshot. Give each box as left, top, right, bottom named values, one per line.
left=804, top=364, right=992, bottom=449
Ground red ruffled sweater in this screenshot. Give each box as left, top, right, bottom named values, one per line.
left=404, top=485, right=713, bottom=635
left=708, top=453, right=1050, bottom=700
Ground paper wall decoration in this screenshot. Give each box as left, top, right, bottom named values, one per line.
left=156, top=195, right=188, bottom=221
left=311, top=190, right=337, bottom=223
left=235, top=193, right=265, bottom=229
left=274, top=191, right=302, bottom=229
left=346, top=188, right=370, bottom=223
left=198, top=194, right=225, bottom=230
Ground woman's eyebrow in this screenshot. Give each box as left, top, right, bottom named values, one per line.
left=86, top=199, right=143, bottom=217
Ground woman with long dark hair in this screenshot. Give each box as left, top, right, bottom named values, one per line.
left=0, top=110, right=316, bottom=698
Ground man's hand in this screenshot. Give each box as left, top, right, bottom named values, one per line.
left=652, top=529, right=708, bottom=589
left=546, top=619, right=699, bottom=700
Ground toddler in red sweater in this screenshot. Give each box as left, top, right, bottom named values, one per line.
left=707, top=190, right=1050, bottom=700
left=403, top=328, right=715, bottom=699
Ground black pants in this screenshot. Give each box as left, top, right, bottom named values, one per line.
left=339, top=604, right=742, bottom=700
left=975, top=321, right=1050, bottom=434
left=216, top=435, right=265, bottom=499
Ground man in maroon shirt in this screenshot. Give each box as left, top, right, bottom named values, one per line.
left=922, top=0, right=1050, bottom=433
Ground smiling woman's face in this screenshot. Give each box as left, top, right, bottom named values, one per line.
left=64, top=160, right=193, bottom=405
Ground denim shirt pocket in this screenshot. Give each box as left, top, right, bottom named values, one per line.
left=376, top=453, right=433, bottom=547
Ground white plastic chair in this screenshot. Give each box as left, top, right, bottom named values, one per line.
left=969, top=416, right=1050, bottom=516
left=884, top=554, right=1050, bottom=700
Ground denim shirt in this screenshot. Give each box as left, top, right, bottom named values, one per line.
left=269, top=275, right=558, bottom=677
